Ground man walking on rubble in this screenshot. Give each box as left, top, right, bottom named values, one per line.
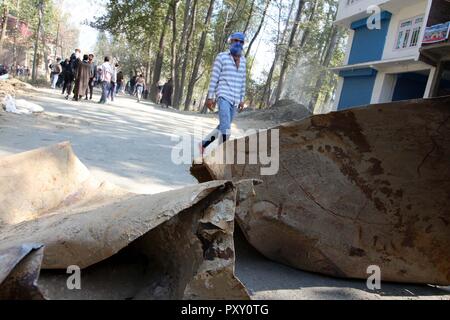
left=199, top=32, right=247, bottom=155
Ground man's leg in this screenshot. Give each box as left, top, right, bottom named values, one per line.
left=53, top=74, right=59, bottom=88
left=110, top=83, right=115, bottom=101
left=88, top=78, right=93, bottom=99
left=66, top=79, right=73, bottom=99
left=217, top=97, right=233, bottom=142
left=62, top=79, right=67, bottom=94
left=100, top=81, right=107, bottom=103
left=201, top=126, right=221, bottom=149
left=202, top=98, right=232, bottom=149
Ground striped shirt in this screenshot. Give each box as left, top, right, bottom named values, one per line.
left=208, top=52, right=246, bottom=106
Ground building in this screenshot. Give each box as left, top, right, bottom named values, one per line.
left=332, top=0, right=450, bottom=111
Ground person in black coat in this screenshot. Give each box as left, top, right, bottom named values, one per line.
left=161, top=78, right=173, bottom=108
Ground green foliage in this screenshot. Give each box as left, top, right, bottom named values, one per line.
left=91, top=0, right=346, bottom=110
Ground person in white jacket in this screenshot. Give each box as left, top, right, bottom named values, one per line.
left=99, top=56, right=113, bottom=104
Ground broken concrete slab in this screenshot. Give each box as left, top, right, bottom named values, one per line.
left=191, top=96, right=450, bottom=285
left=0, top=142, right=249, bottom=299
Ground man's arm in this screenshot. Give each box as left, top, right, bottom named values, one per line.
left=239, top=61, right=247, bottom=110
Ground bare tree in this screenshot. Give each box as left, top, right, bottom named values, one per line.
left=170, top=0, right=180, bottom=84
left=179, top=0, right=197, bottom=110
left=245, top=0, right=271, bottom=58
left=0, top=0, right=9, bottom=54
left=261, top=0, right=295, bottom=107
left=32, top=0, right=44, bottom=81
left=150, top=4, right=171, bottom=102
left=184, top=0, right=215, bottom=110
left=274, top=0, right=305, bottom=104
left=308, top=23, right=340, bottom=111
left=243, top=0, right=255, bottom=34
left=173, top=0, right=191, bottom=108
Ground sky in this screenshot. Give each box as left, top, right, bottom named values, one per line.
left=60, top=0, right=105, bottom=53
left=59, top=0, right=279, bottom=81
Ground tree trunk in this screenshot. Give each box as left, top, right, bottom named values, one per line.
left=243, top=0, right=255, bottom=34
left=173, top=0, right=191, bottom=108
left=12, top=0, right=20, bottom=73
left=54, top=20, right=60, bottom=59
left=274, top=0, right=305, bottom=104
left=145, top=41, right=152, bottom=83
left=245, top=0, right=270, bottom=58
left=150, top=5, right=171, bottom=102
left=0, top=1, right=9, bottom=55
left=308, top=24, right=339, bottom=112
left=170, top=0, right=180, bottom=101
left=42, top=17, right=48, bottom=79
left=262, top=0, right=295, bottom=107
left=184, top=0, right=215, bottom=110
left=32, top=0, right=44, bottom=81
left=180, top=0, right=197, bottom=110
left=299, top=0, right=317, bottom=48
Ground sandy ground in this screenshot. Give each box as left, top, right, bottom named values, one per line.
left=1, top=87, right=449, bottom=300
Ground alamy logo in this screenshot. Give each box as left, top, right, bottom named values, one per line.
left=366, top=265, right=381, bottom=290
left=367, top=5, right=382, bottom=30
left=171, top=127, right=280, bottom=176
left=66, top=265, right=81, bottom=290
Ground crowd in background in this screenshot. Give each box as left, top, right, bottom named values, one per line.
left=46, top=48, right=175, bottom=106
left=0, top=64, right=30, bottom=77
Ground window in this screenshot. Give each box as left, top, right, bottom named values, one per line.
left=395, top=16, right=424, bottom=49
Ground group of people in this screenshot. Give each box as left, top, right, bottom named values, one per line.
left=47, top=30, right=247, bottom=157
left=48, top=49, right=179, bottom=106
left=49, top=49, right=124, bottom=103
left=0, top=64, right=30, bottom=77
left=156, top=78, right=173, bottom=108
left=124, top=74, right=147, bottom=102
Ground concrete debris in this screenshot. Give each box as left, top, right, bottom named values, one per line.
left=0, top=78, right=35, bottom=101
left=191, top=96, right=450, bottom=285
left=3, top=95, right=44, bottom=114
left=0, top=142, right=249, bottom=300
left=237, top=99, right=311, bottom=124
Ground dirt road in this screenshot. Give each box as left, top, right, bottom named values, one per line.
left=1, top=87, right=449, bottom=300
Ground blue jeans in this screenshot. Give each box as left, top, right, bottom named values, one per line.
left=217, top=97, right=236, bottom=136
left=202, top=97, right=237, bottom=148
left=51, top=73, right=59, bottom=88
left=109, top=82, right=116, bottom=101
left=136, top=85, right=144, bottom=101
left=100, top=81, right=110, bottom=103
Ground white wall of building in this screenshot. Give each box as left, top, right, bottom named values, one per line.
left=371, top=72, right=397, bottom=103
left=382, top=0, right=428, bottom=61
left=336, top=0, right=389, bottom=24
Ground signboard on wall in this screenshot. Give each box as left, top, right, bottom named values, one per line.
left=423, top=21, right=450, bottom=44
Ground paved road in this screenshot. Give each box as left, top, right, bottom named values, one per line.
left=1, top=87, right=449, bottom=300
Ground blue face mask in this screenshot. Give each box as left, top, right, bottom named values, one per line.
left=230, top=42, right=243, bottom=56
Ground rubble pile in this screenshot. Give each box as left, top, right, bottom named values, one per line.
left=237, top=99, right=312, bottom=124
left=0, top=142, right=250, bottom=299
left=0, top=78, right=35, bottom=100
left=192, top=96, right=450, bottom=285
left=1, top=96, right=449, bottom=300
